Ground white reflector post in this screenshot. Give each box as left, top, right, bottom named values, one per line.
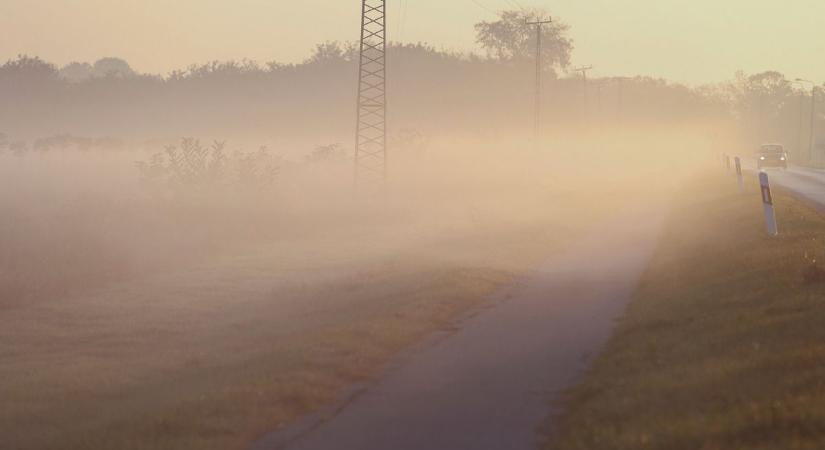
left=735, top=157, right=744, bottom=192
left=759, top=172, right=778, bottom=236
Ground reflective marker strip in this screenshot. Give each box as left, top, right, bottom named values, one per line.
left=759, top=172, right=773, bottom=206
left=761, top=186, right=773, bottom=205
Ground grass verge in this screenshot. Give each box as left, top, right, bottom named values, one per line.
left=546, top=173, right=825, bottom=450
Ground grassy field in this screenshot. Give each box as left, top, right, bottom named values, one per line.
left=2, top=204, right=596, bottom=450
left=0, top=134, right=705, bottom=450
left=547, top=172, right=825, bottom=450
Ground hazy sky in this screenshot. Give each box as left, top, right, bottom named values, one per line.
left=2, top=0, right=824, bottom=84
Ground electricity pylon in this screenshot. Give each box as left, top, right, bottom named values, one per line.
left=354, top=0, right=387, bottom=190
left=527, top=18, right=552, bottom=149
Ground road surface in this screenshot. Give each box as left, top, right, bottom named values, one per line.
left=252, top=209, right=665, bottom=450
left=754, top=164, right=825, bottom=208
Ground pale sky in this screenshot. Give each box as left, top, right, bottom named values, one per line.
left=1, top=0, right=824, bottom=85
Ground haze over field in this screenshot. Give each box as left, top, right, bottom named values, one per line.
left=4, top=2, right=825, bottom=450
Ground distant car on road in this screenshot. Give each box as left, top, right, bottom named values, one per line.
left=757, top=144, right=788, bottom=170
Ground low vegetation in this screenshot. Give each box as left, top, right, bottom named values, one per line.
left=1, top=132, right=636, bottom=449
left=136, top=138, right=280, bottom=189
left=0, top=129, right=708, bottom=449
left=547, top=172, right=825, bottom=449
left=1, top=200, right=588, bottom=450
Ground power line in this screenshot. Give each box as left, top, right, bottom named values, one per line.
left=468, top=0, right=500, bottom=17
left=502, top=0, right=526, bottom=11
left=395, top=0, right=409, bottom=44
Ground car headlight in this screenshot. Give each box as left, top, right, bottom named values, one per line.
left=780, top=157, right=786, bottom=161
left=760, top=156, right=766, bottom=160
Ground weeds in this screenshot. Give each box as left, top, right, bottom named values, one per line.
left=305, top=143, right=347, bottom=164
left=135, top=138, right=280, bottom=190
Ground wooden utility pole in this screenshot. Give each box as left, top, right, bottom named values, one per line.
left=527, top=18, right=552, bottom=149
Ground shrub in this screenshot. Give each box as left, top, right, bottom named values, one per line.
left=136, top=138, right=280, bottom=190
left=305, top=143, right=348, bottom=164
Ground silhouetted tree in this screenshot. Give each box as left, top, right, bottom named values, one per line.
left=475, top=9, right=573, bottom=72
left=305, top=41, right=357, bottom=65
left=0, top=55, right=59, bottom=81
left=60, top=62, right=94, bottom=82
left=733, top=71, right=794, bottom=118
left=93, top=57, right=135, bottom=78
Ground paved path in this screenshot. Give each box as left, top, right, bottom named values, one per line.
left=254, top=212, right=664, bottom=450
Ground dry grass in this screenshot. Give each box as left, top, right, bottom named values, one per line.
left=547, top=171, right=825, bottom=450
left=1, top=131, right=708, bottom=450
left=1, top=205, right=585, bottom=450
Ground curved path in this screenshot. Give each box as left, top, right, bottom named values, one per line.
left=253, top=210, right=664, bottom=450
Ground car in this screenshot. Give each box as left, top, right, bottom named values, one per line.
left=757, top=144, right=788, bottom=170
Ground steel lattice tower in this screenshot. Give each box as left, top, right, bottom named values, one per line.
left=354, top=0, right=387, bottom=189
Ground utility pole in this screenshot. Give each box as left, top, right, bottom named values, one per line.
left=595, top=80, right=610, bottom=126
left=615, top=76, right=627, bottom=126
left=573, top=65, right=593, bottom=126
left=573, top=66, right=593, bottom=92
left=526, top=17, right=552, bottom=149
left=355, top=0, right=387, bottom=190
left=797, top=79, right=817, bottom=164
left=811, top=87, right=817, bottom=165
left=797, top=86, right=805, bottom=161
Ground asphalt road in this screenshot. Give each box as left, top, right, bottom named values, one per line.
left=252, top=210, right=665, bottom=450
left=764, top=165, right=825, bottom=208
left=740, top=160, right=825, bottom=208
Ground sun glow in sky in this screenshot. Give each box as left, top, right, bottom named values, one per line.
left=2, top=0, right=824, bottom=84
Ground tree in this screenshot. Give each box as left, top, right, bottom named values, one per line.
left=738, top=71, right=794, bottom=114
left=305, top=41, right=357, bottom=65
left=728, top=72, right=795, bottom=132
left=0, top=55, right=59, bottom=81
left=475, top=9, right=573, bottom=72
left=93, top=57, right=135, bottom=78
left=60, top=62, right=94, bottom=82
left=305, top=143, right=347, bottom=163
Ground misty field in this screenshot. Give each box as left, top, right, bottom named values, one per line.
left=0, top=132, right=704, bottom=450
left=7, top=2, right=825, bottom=449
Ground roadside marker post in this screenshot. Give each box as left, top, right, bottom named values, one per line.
left=759, top=172, right=778, bottom=236
left=735, top=157, right=744, bottom=192
left=725, top=155, right=731, bottom=172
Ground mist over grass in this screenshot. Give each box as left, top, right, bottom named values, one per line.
left=0, top=124, right=721, bottom=449
left=0, top=7, right=797, bottom=448
left=0, top=124, right=721, bottom=309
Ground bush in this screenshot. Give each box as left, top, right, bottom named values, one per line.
left=136, top=138, right=280, bottom=190
left=305, top=143, right=348, bottom=164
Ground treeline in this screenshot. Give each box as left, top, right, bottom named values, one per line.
left=2, top=5, right=822, bottom=160
left=704, top=72, right=825, bottom=160
left=0, top=43, right=729, bottom=143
